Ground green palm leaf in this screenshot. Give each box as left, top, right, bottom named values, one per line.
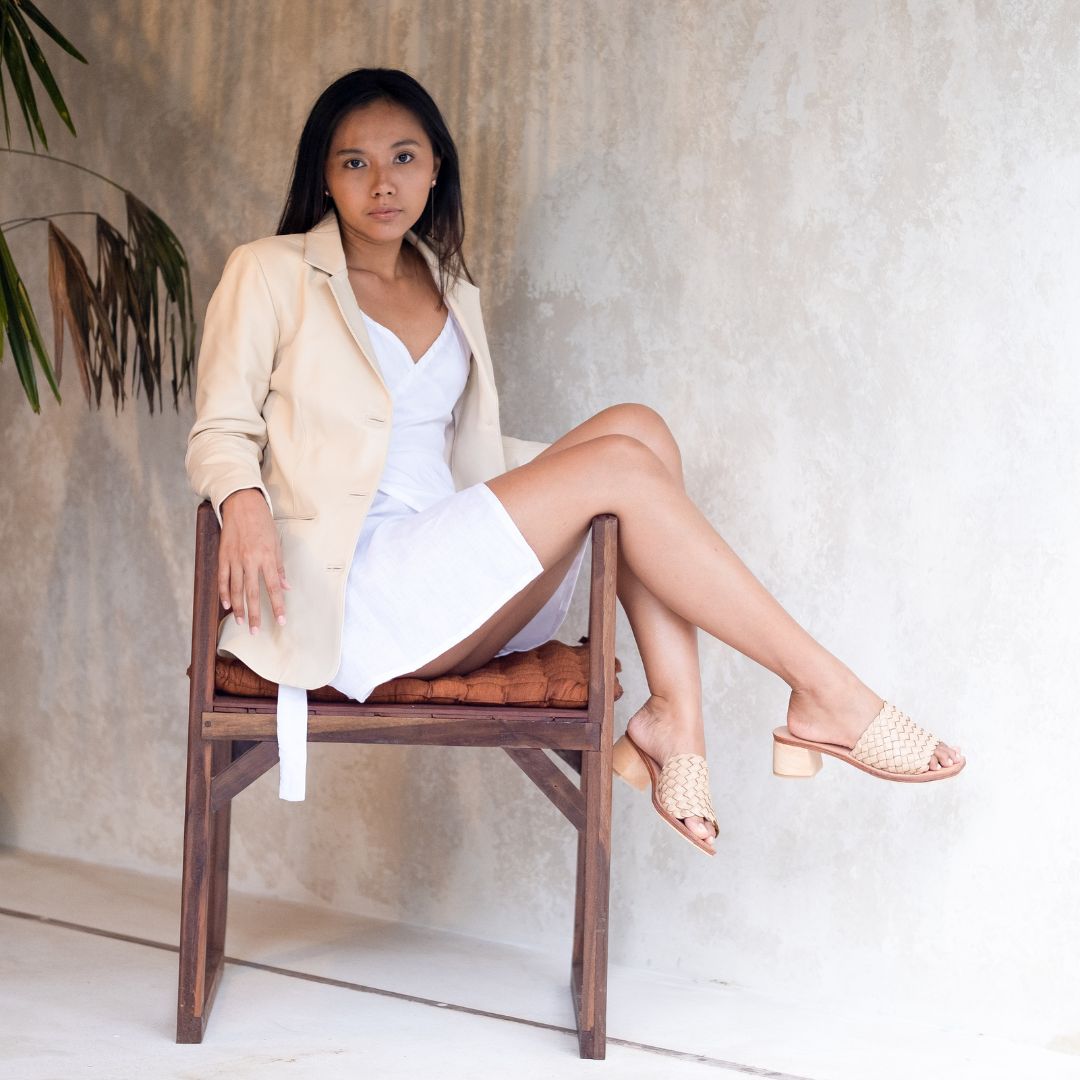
left=0, top=225, right=59, bottom=411
left=0, top=0, right=86, bottom=149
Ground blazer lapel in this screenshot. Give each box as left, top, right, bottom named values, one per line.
left=303, top=210, right=387, bottom=394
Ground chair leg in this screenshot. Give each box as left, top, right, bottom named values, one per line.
left=206, top=741, right=233, bottom=980
left=178, top=502, right=235, bottom=1042
left=570, top=743, right=612, bottom=1059
left=570, top=512, right=617, bottom=1058
left=177, top=733, right=232, bottom=1042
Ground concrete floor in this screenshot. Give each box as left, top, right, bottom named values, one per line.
left=1, top=847, right=1076, bottom=1080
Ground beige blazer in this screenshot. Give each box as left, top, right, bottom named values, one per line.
left=185, top=208, right=549, bottom=689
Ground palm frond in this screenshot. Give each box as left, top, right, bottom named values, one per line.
left=0, top=13, right=11, bottom=145
left=8, top=2, right=79, bottom=138
left=0, top=224, right=59, bottom=411
left=47, top=220, right=122, bottom=412
left=94, top=216, right=138, bottom=408
left=0, top=2, right=194, bottom=416
left=0, top=1, right=46, bottom=150
left=15, top=1, right=87, bottom=62
left=2, top=205, right=197, bottom=415
left=124, top=193, right=196, bottom=413
left=0, top=0, right=85, bottom=150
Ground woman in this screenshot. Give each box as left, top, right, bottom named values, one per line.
left=186, top=68, right=965, bottom=856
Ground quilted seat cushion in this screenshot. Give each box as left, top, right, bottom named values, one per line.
left=209, top=637, right=622, bottom=709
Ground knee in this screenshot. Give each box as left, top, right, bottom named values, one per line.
left=602, top=402, right=683, bottom=479
left=588, top=432, right=670, bottom=478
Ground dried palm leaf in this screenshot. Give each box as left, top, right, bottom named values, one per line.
left=3, top=205, right=196, bottom=414
left=122, top=194, right=196, bottom=413
left=123, top=192, right=196, bottom=410
left=47, top=219, right=121, bottom=411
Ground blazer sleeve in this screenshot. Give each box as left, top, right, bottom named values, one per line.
left=185, top=243, right=279, bottom=528
left=501, top=434, right=552, bottom=470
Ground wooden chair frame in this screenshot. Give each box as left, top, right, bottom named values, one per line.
left=177, top=499, right=618, bottom=1058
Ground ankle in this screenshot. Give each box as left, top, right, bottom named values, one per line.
left=791, top=664, right=861, bottom=704
left=637, top=693, right=703, bottom=733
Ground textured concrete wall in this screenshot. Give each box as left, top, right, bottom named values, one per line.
left=2, top=0, right=1077, bottom=1052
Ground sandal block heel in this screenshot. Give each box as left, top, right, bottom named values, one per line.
left=612, top=733, right=650, bottom=791
left=773, top=739, right=823, bottom=778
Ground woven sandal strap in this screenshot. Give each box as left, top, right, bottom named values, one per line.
left=849, top=701, right=939, bottom=775
left=656, top=754, right=718, bottom=828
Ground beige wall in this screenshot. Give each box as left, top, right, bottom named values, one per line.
left=2, top=0, right=1077, bottom=1052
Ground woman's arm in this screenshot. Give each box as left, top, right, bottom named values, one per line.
left=185, top=244, right=279, bottom=527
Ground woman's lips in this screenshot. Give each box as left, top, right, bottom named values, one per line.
left=369, top=209, right=401, bottom=219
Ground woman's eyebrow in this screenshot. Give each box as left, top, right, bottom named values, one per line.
left=334, top=139, right=421, bottom=155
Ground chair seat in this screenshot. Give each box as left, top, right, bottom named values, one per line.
left=209, top=636, right=623, bottom=708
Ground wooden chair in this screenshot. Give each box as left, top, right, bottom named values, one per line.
left=177, top=499, right=622, bottom=1058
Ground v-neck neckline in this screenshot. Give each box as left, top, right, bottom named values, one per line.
left=360, top=308, right=452, bottom=368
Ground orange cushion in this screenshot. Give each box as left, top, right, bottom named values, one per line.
left=206, top=637, right=622, bottom=709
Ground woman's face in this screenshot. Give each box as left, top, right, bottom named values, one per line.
left=324, top=99, right=441, bottom=244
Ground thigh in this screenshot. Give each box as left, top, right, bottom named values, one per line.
left=395, top=537, right=585, bottom=679
left=400, top=404, right=677, bottom=680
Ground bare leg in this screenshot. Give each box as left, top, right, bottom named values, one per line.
left=405, top=404, right=718, bottom=842
left=404, top=405, right=963, bottom=845
left=484, top=433, right=965, bottom=779
left=531, top=407, right=713, bottom=842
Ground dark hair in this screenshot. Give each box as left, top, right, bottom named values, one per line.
left=276, top=67, right=475, bottom=300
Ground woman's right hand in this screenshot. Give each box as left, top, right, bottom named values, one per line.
left=219, top=488, right=291, bottom=633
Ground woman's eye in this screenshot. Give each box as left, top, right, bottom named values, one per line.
left=343, top=153, right=413, bottom=169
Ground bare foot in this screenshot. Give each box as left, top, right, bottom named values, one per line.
left=625, top=696, right=717, bottom=846
left=786, top=672, right=965, bottom=772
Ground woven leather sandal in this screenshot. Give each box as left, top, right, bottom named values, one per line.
left=772, top=699, right=965, bottom=783
left=612, top=731, right=719, bottom=855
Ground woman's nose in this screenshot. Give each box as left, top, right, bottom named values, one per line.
left=369, top=168, right=394, bottom=197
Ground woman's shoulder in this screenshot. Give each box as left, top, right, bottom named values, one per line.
left=239, top=231, right=304, bottom=269
left=213, top=233, right=305, bottom=300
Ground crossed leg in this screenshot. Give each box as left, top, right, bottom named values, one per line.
left=402, top=403, right=964, bottom=844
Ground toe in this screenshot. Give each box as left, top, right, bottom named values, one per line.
left=686, top=816, right=713, bottom=842
left=933, top=742, right=961, bottom=768
left=949, top=745, right=964, bottom=766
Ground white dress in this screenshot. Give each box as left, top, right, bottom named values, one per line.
left=274, top=305, right=589, bottom=800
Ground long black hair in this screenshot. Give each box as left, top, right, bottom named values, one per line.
left=276, top=67, right=475, bottom=300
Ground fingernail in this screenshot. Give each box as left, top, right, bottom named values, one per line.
left=251, top=624, right=259, bottom=635
left=277, top=614, right=286, bottom=625
left=235, top=615, right=243, bottom=624
left=223, top=600, right=231, bottom=610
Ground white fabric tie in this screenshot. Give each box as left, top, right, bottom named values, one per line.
left=276, top=683, right=309, bottom=800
